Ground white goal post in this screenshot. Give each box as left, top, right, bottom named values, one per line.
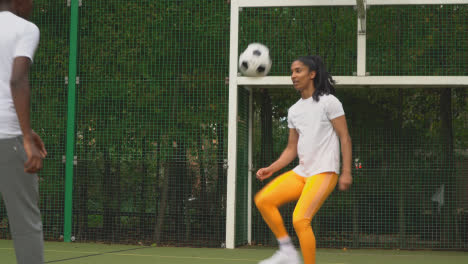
left=226, top=0, right=468, bottom=249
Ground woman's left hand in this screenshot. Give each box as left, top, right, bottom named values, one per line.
left=338, top=172, right=352, bottom=191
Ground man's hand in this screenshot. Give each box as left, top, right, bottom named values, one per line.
left=32, top=131, right=47, bottom=158
left=22, top=131, right=47, bottom=173
left=338, top=171, right=352, bottom=191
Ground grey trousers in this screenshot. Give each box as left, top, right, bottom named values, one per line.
left=0, top=136, right=44, bottom=264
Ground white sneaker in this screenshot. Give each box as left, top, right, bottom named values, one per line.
left=258, top=249, right=300, bottom=264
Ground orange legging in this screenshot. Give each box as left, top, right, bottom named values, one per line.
left=254, top=171, right=338, bottom=264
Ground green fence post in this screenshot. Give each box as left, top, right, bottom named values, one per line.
left=64, top=0, right=79, bottom=243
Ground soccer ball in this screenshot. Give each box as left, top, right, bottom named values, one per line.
left=238, top=43, right=272, bottom=77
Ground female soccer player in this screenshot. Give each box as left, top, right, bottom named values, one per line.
left=255, top=56, right=352, bottom=264
left=0, top=0, right=47, bottom=263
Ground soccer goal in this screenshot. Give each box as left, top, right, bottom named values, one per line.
left=226, top=0, right=468, bottom=249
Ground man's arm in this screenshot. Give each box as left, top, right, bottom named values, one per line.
left=11, top=57, right=33, bottom=138
left=11, top=56, right=45, bottom=173
left=331, top=115, right=352, bottom=190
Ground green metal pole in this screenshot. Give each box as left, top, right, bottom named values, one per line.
left=64, top=0, right=79, bottom=243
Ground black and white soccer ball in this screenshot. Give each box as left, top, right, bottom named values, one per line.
left=238, top=43, right=272, bottom=77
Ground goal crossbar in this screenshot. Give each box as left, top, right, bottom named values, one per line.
left=238, top=0, right=468, bottom=7
left=237, top=76, right=468, bottom=89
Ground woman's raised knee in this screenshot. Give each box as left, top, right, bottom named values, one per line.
left=254, top=193, right=264, bottom=208
left=254, top=193, right=272, bottom=212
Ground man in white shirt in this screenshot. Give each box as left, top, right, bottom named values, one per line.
left=255, top=56, right=352, bottom=264
left=0, top=0, right=47, bottom=263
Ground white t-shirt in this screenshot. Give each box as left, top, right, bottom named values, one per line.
left=0, top=11, right=40, bottom=139
left=287, top=94, right=345, bottom=177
